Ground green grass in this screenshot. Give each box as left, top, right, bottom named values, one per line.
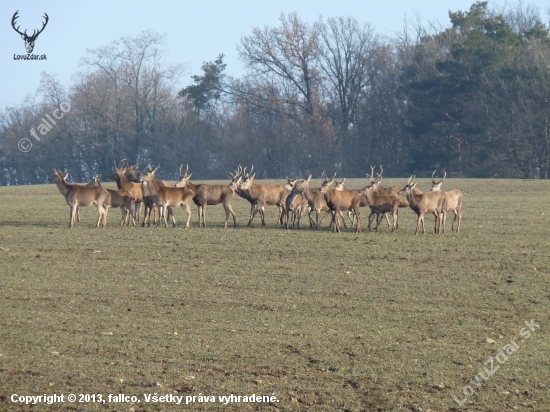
left=0, top=178, right=549, bottom=411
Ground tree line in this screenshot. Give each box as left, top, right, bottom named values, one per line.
left=1, top=1, right=550, bottom=185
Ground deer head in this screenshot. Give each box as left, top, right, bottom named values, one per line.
left=430, top=170, right=446, bottom=192
left=12, top=11, right=49, bottom=53
left=319, top=173, right=336, bottom=193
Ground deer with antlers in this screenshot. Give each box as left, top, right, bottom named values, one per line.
left=139, top=167, right=195, bottom=228
left=319, top=174, right=362, bottom=233
left=48, top=170, right=109, bottom=228
left=174, top=164, right=237, bottom=228
left=108, top=168, right=145, bottom=220
left=237, top=166, right=290, bottom=227
left=297, top=175, right=346, bottom=230
left=11, top=11, right=49, bottom=53
left=359, top=183, right=400, bottom=232
left=86, top=175, right=135, bottom=226
left=398, top=176, right=443, bottom=235
left=430, top=170, right=463, bottom=234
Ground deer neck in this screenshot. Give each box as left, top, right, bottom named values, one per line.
left=185, top=179, right=197, bottom=193
left=302, top=183, right=315, bottom=201
left=55, top=179, right=71, bottom=198
left=146, top=176, right=161, bottom=197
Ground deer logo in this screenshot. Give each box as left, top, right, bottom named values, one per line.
left=11, top=11, right=49, bottom=54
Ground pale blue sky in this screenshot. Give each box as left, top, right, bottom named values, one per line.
left=1, top=0, right=549, bottom=108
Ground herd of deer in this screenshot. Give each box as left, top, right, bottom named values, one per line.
left=47, top=162, right=463, bottom=235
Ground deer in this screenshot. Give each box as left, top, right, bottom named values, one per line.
left=108, top=168, right=145, bottom=221
left=430, top=170, right=462, bottom=234
left=11, top=11, right=49, bottom=54
left=62, top=172, right=81, bottom=223
left=237, top=166, right=290, bottom=227
left=319, top=174, right=362, bottom=233
left=86, top=175, right=135, bottom=226
left=48, top=169, right=109, bottom=228
left=333, top=178, right=368, bottom=228
left=174, top=165, right=237, bottom=228
left=359, top=184, right=400, bottom=232
left=139, top=167, right=195, bottom=228
left=297, top=175, right=346, bottom=230
left=120, top=161, right=170, bottom=223
left=430, top=170, right=446, bottom=192
left=284, top=177, right=310, bottom=229
left=397, top=176, right=443, bottom=235
left=229, top=166, right=265, bottom=223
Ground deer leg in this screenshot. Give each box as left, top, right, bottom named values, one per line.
left=227, top=203, right=236, bottom=228
left=202, top=206, right=207, bottom=228
left=181, top=204, right=191, bottom=229
left=135, top=203, right=141, bottom=222
left=455, top=209, right=461, bottom=233
left=319, top=210, right=331, bottom=227
left=348, top=210, right=355, bottom=227
left=414, top=213, right=422, bottom=236
left=69, top=205, right=76, bottom=228
left=340, top=211, right=348, bottom=229
left=355, top=210, right=361, bottom=233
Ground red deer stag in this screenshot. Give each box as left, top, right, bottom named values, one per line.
left=139, top=167, right=195, bottom=228
left=297, top=175, right=346, bottom=229
left=398, top=176, right=443, bottom=235
left=174, top=164, right=237, bottom=228
left=319, top=174, right=362, bottom=233
left=86, top=175, right=135, bottom=226
left=359, top=184, right=400, bottom=232
left=108, top=168, right=144, bottom=222
left=237, top=166, right=290, bottom=227
left=48, top=170, right=108, bottom=228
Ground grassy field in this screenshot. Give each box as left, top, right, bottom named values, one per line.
left=0, top=177, right=549, bottom=411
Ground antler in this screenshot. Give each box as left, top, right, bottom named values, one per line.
left=179, top=164, right=184, bottom=178
left=29, top=13, right=49, bottom=40
left=407, top=175, right=414, bottom=185
left=442, top=171, right=446, bottom=182
left=11, top=11, right=25, bottom=36
left=118, top=158, right=128, bottom=169
left=431, top=170, right=437, bottom=183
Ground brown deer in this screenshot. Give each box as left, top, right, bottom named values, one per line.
left=230, top=166, right=265, bottom=223
left=430, top=170, right=446, bottom=192
left=237, top=166, right=290, bottom=227
left=430, top=171, right=462, bottom=233
left=48, top=169, right=108, bottom=228
left=86, top=175, right=135, bottom=226
left=359, top=184, right=400, bottom=231
left=121, top=163, right=170, bottom=223
left=319, top=174, right=362, bottom=233
left=296, top=175, right=346, bottom=229
left=398, top=176, right=443, bottom=235
left=333, top=178, right=368, bottom=228
left=139, top=167, right=195, bottom=228
left=108, top=168, right=144, bottom=221
left=284, top=178, right=309, bottom=229
left=174, top=165, right=237, bottom=228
